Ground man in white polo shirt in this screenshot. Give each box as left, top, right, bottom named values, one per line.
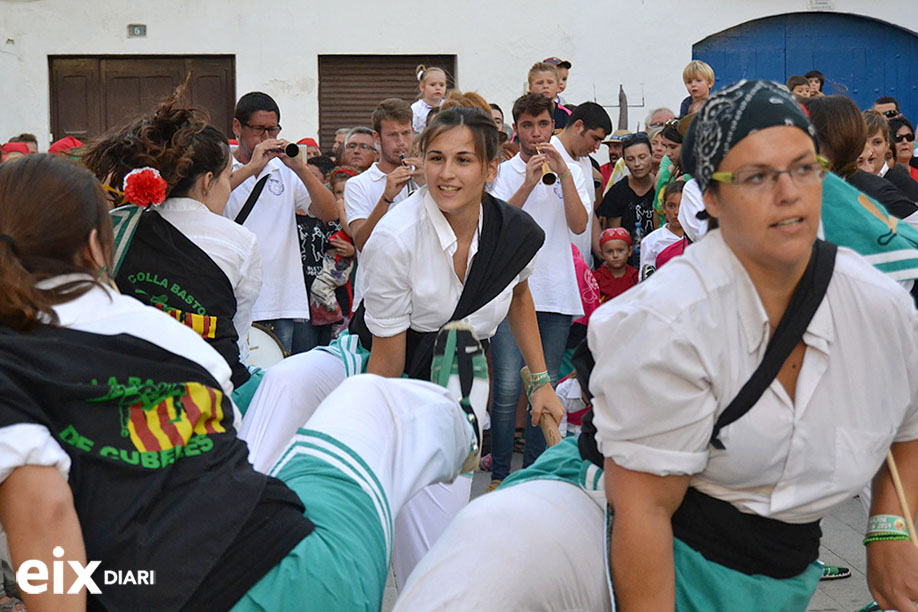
left=224, top=91, right=338, bottom=353
left=552, top=101, right=612, bottom=263
left=487, top=92, right=590, bottom=487
left=344, top=98, right=419, bottom=307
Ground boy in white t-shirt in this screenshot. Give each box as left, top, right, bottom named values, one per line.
left=487, top=92, right=590, bottom=487
left=639, top=180, right=685, bottom=280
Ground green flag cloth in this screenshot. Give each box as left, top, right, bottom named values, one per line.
left=821, top=172, right=918, bottom=282
left=110, top=204, right=144, bottom=277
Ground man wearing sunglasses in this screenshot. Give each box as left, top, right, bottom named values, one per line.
left=224, top=91, right=339, bottom=354
left=873, top=96, right=902, bottom=120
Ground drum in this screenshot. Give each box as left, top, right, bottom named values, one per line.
left=247, top=323, right=287, bottom=369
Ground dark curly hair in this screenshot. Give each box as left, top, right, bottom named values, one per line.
left=82, top=83, right=230, bottom=201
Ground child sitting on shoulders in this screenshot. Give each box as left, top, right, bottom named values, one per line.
left=411, top=65, right=447, bottom=133
left=593, top=227, right=638, bottom=302
left=679, top=60, right=715, bottom=117
left=639, top=180, right=685, bottom=280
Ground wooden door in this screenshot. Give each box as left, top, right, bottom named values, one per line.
left=49, top=56, right=236, bottom=142
left=50, top=58, right=103, bottom=141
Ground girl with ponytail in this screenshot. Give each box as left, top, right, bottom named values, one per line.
left=83, top=86, right=265, bottom=406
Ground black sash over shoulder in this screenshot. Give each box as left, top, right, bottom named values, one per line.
left=115, top=210, right=250, bottom=388
left=351, top=192, right=545, bottom=379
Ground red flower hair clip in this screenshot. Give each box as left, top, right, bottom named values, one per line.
left=122, top=167, right=168, bottom=207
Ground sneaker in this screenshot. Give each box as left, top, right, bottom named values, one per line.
left=852, top=603, right=881, bottom=612
left=820, top=564, right=851, bottom=580
left=431, top=322, right=489, bottom=474
left=487, top=479, right=502, bottom=493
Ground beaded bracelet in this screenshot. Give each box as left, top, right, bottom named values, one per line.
left=866, top=514, right=910, bottom=538
left=864, top=533, right=911, bottom=546
left=525, top=370, right=551, bottom=400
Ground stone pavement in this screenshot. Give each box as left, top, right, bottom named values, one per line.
left=382, top=458, right=877, bottom=612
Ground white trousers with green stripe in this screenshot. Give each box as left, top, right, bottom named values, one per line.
left=290, top=373, right=475, bottom=543
left=240, top=349, right=348, bottom=473
left=239, top=340, right=476, bottom=591
left=234, top=374, right=477, bottom=611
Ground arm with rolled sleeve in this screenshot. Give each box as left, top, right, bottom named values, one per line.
left=362, top=228, right=412, bottom=377
left=589, top=303, right=716, bottom=476
left=589, top=302, right=714, bottom=612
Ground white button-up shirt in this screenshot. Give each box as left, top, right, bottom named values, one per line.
left=489, top=153, right=590, bottom=317
left=590, top=229, right=918, bottom=523
left=360, top=187, right=533, bottom=340
left=344, top=162, right=411, bottom=307
left=157, top=197, right=262, bottom=363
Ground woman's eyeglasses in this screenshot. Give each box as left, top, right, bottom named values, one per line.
left=894, top=132, right=916, bottom=143
left=711, top=156, right=830, bottom=192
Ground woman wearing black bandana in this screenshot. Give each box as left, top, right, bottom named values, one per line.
left=393, top=81, right=918, bottom=612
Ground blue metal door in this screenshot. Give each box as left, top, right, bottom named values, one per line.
left=694, top=13, right=918, bottom=121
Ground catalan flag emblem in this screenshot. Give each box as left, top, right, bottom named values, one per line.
left=125, top=382, right=226, bottom=453
left=153, top=302, right=217, bottom=339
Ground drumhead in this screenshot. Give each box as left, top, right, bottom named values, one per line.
left=247, top=323, right=287, bottom=369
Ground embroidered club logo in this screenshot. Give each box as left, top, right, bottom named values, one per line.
left=267, top=176, right=284, bottom=195
left=88, top=377, right=226, bottom=452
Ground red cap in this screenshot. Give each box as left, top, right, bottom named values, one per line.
left=600, top=227, right=632, bottom=247
left=48, top=136, right=83, bottom=155
left=297, top=138, right=319, bottom=148
left=1, top=142, right=30, bottom=156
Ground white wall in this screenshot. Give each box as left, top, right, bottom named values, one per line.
left=1, top=0, right=916, bottom=148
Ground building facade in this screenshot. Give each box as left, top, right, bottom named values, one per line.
left=2, top=0, right=916, bottom=149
